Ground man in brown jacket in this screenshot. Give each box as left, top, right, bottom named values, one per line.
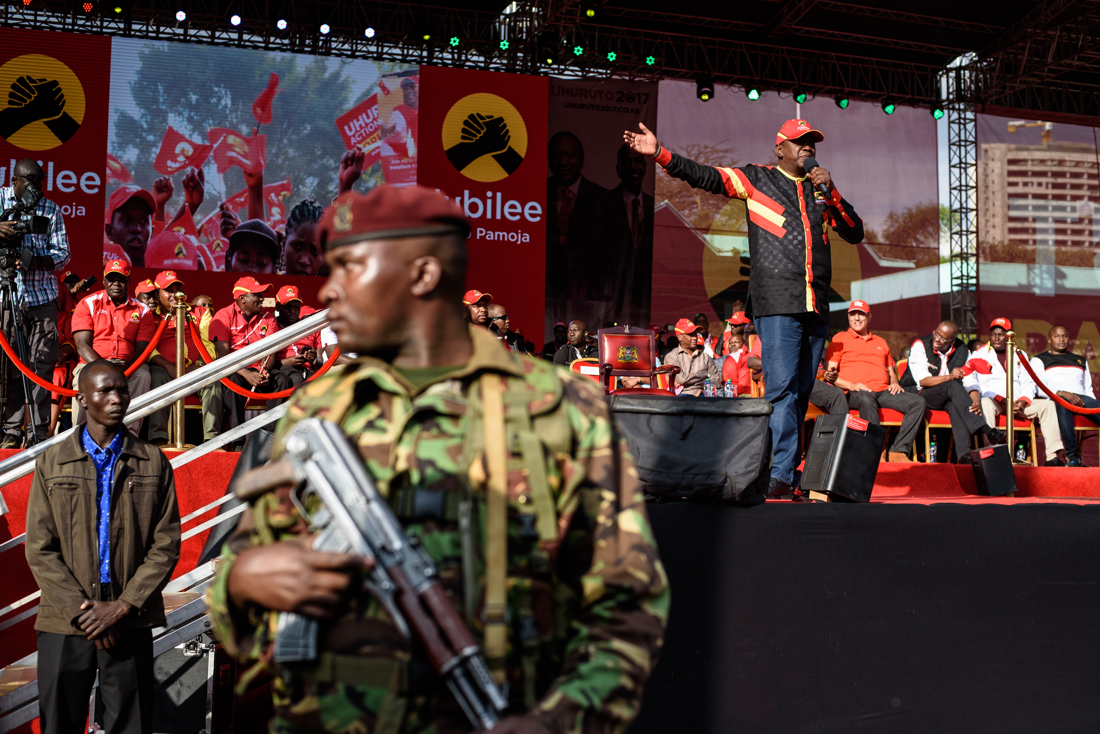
left=25, top=359, right=180, bottom=734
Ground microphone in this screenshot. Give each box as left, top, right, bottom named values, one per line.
left=801, top=157, right=833, bottom=199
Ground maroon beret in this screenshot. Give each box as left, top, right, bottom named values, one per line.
left=318, top=185, right=470, bottom=251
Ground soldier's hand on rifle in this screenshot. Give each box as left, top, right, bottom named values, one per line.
left=227, top=535, right=371, bottom=618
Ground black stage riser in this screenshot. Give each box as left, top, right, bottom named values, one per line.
left=630, top=502, right=1100, bottom=734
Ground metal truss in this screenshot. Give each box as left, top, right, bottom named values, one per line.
left=946, top=66, right=978, bottom=338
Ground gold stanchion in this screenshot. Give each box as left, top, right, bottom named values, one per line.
left=170, top=293, right=192, bottom=451
left=1004, top=330, right=1028, bottom=465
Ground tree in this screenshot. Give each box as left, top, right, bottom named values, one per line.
left=112, top=40, right=410, bottom=222
left=654, top=141, right=746, bottom=234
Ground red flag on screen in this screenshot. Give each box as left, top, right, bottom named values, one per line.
left=265, top=178, right=293, bottom=227
left=223, top=187, right=249, bottom=213
left=252, top=73, right=280, bottom=126
left=106, top=153, right=132, bottom=183
left=336, top=94, right=383, bottom=168
left=167, top=206, right=200, bottom=238
left=153, top=127, right=214, bottom=176
left=208, top=128, right=267, bottom=174
left=223, top=179, right=293, bottom=219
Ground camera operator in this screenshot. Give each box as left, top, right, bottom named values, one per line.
left=0, top=159, right=70, bottom=447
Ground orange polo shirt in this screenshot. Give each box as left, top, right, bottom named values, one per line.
left=824, top=328, right=895, bottom=392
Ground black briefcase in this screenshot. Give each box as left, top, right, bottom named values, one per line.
left=968, top=444, right=1017, bottom=496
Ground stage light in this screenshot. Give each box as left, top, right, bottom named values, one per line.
left=834, top=95, right=849, bottom=109
left=499, top=40, right=509, bottom=50
left=573, top=45, right=583, bottom=56
left=83, top=1, right=94, bottom=11
left=646, top=55, right=656, bottom=66
left=794, top=90, right=807, bottom=104
left=746, top=86, right=760, bottom=101
left=320, top=23, right=330, bottom=34
left=931, top=103, right=945, bottom=120
left=22, top=0, right=31, bottom=6
left=422, top=32, right=431, bottom=41
left=174, top=9, right=185, bottom=20
left=582, top=1, right=600, bottom=18
left=113, top=5, right=121, bottom=11
left=696, top=77, right=715, bottom=102
left=606, top=51, right=616, bottom=62
left=882, top=100, right=896, bottom=115
left=230, top=14, right=241, bottom=25
left=276, top=18, right=287, bottom=30
left=365, top=27, right=375, bottom=38
left=449, top=36, right=459, bottom=47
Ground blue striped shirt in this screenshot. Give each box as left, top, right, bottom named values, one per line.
left=0, top=186, right=70, bottom=306
left=82, top=426, right=124, bottom=584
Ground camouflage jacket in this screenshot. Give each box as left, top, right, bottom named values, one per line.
left=207, top=326, right=669, bottom=734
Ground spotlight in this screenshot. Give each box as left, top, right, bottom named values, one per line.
left=422, top=32, right=431, bottom=41
left=696, top=77, right=715, bottom=102
left=449, top=36, right=460, bottom=47
left=365, top=27, right=375, bottom=38
left=606, top=51, right=616, bottom=62
left=230, top=13, right=241, bottom=25
left=746, top=85, right=760, bottom=101
left=646, top=55, right=656, bottom=66
left=834, top=95, right=849, bottom=109
left=82, top=1, right=93, bottom=10
left=882, top=99, right=896, bottom=115
left=581, top=0, right=601, bottom=18
left=113, top=5, right=121, bottom=11
left=537, top=35, right=558, bottom=65
left=22, top=0, right=30, bottom=6
left=320, top=23, right=330, bottom=34
left=573, top=45, right=584, bottom=56
left=175, top=9, right=185, bottom=20
left=931, top=103, right=945, bottom=120
left=794, top=90, right=807, bottom=104
left=499, top=40, right=509, bottom=50
left=276, top=18, right=287, bottom=30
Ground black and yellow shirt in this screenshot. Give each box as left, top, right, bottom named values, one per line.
left=655, top=147, right=864, bottom=321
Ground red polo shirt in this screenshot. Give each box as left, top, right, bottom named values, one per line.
left=277, top=305, right=321, bottom=361
left=70, top=291, right=157, bottom=363
left=208, top=301, right=280, bottom=369
left=153, top=306, right=214, bottom=368
left=824, top=328, right=895, bottom=392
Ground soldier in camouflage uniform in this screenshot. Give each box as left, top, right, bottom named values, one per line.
left=206, top=185, right=669, bottom=734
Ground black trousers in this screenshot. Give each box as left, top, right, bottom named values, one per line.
left=809, top=380, right=848, bottom=415
left=847, top=389, right=927, bottom=454
left=914, top=379, right=987, bottom=456
left=36, top=627, right=153, bottom=734
left=1, top=300, right=58, bottom=441
left=225, top=367, right=292, bottom=430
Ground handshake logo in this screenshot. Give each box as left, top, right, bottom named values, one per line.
left=0, top=55, right=86, bottom=150
left=442, top=93, right=528, bottom=183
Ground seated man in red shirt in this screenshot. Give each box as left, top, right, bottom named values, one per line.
left=207, top=277, right=292, bottom=435
left=825, top=300, right=926, bottom=462
left=270, top=284, right=320, bottom=399
left=70, top=260, right=156, bottom=434
left=720, top=329, right=751, bottom=395
left=145, top=270, right=221, bottom=445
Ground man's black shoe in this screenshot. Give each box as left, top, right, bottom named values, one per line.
left=766, top=477, right=792, bottom=498
left=986, top=429, right=1006, bottom=445
left=0, top=434, right=20, bottom=449
left=1067, top=453, right=1085, bottom=467
left=1045, top=456, right=1067, bottom=467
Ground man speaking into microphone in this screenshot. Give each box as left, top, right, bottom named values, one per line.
left=624, top=119, right=864, bottom=496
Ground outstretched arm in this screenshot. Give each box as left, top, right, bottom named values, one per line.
left=624, top=122, right=748, bottom=200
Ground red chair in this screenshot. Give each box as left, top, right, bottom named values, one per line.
left=569, top=357, right=602, bottom=384
left=1074, top=414, right=1100, bottom=456
left=596, top=325, right=679, bottom=396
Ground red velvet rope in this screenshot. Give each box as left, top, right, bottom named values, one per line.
left=188, top=320, right=340, bottom=400
left=1015, top=347, right=1100, bottom=414
left=0, top=315, right=170, bottom=398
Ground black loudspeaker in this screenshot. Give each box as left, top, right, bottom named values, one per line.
left=152, top=637, right=235, bottom=734
left=968, top=444, right=1017, bottom=496
left=801, top=414, right=886, bottom=502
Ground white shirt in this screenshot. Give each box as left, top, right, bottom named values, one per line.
left=907, top=339, right=956, bottom=386
left=321, top=325, right=358, bottom=359
left=1029, top=352, right=1095, bottom=398
left=962, top=343, right=1036, bottom=401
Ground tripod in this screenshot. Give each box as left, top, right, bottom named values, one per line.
left=0, top=251, right=43, bottom=447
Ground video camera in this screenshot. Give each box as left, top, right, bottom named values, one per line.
left=0, top=182, right=49, bottom=272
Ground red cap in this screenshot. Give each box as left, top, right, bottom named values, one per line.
left=463, top=289, right=492, bottom=305
left=134, top=278, right=157, bottom=295
left=145, top=231, right=201, bottom=270
left=232, top=276, right=272, bottom=297
left=726, top=311, right=751, bottom=325
left=276, top=284, right=302, bottom=305
left=105, top=185, right=156, bottom=224
left=990, top=317, right=1012, bottom=331
left=776, top=119, right=824, bottom=146
left=674, top=318, right=701, bottom=335
left=103, top=259, right=131, bottom=278
left=318, top=186, right=470, bottom=251
left=848, top=300, right=871, bottom=314
left=154, top=271, right=184, bottom=290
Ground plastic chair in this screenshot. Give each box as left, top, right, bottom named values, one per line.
left=596, top=325, right=679, bottom=396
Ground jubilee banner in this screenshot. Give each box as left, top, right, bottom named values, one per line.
left=418, top=65, right=548, bottom=345
left=0, top=29, right=110, bottom=282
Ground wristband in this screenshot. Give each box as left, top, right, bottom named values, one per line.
left=652, top=143, right=662, bottom=160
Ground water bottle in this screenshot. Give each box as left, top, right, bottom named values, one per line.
left=702, top=378, right=715, bottom=397
left=723, top=379, right=735, bottom=398
left=1015, top=441, right=1027, bottom=462
left=929, top=437, right=938, bottom=463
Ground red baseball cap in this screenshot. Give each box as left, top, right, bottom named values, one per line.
left=463, top=289, right=492, bottom=305
left=848, top=300, right=871, bottom=314
left=155, top=271, right=184, bottom=290
left=105, top=185, right=156, bottom=224
left=990, top=317, right=1012, bottom=331
left=232, top=276, right=272, bottom=297
left=674, top=318, right=701, bottom=335
left=145, top=231, right=200, bottom=270
left=276, top=284, right=302, bottom=305
left=726, top=311, right=751, bottom=325
left=776, top=119, right=824, bottom=146
left=134, top=278, right=157, bottom=295
left=104, top=259, right=131, bottom=278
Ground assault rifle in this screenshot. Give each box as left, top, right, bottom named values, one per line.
left=257, top=417, right=508, bottom=731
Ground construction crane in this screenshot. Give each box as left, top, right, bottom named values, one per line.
left=1008, top=120, right=1054, bottom=144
